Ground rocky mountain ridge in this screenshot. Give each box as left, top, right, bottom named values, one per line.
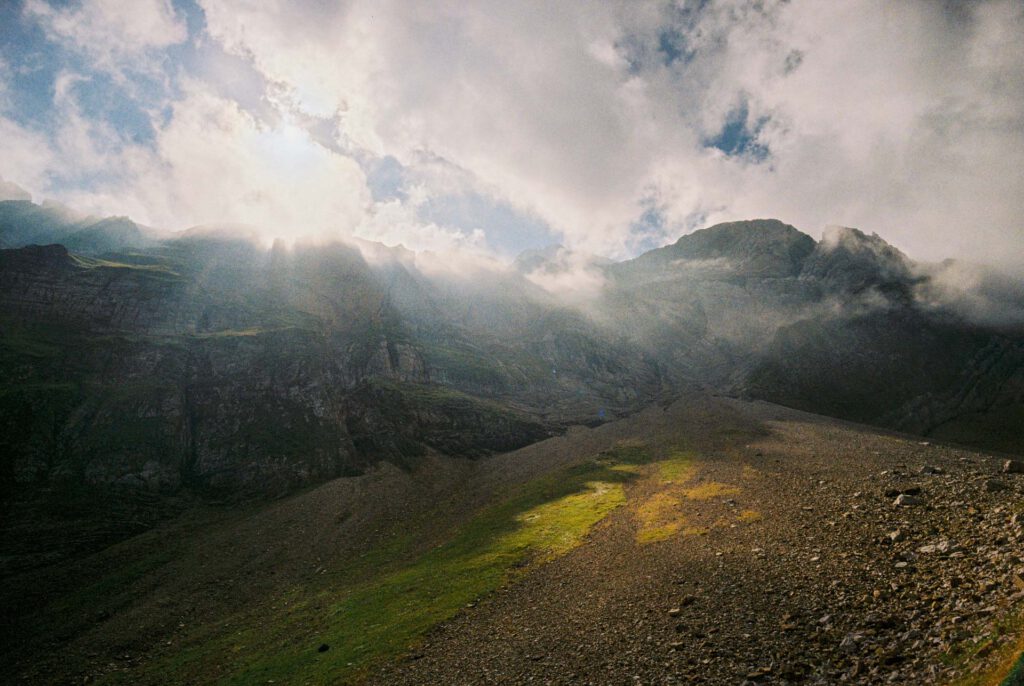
left=1, top=204, right=1022, bottom=521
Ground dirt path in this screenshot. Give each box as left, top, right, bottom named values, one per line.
left=367, top=397, right=1024, bottom=685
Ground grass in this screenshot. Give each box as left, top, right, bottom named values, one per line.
left=112, top=446, right=653, bottom=685
left=50, top=547, right=179, bottom=619
left=635, top=492, right=687, bottom=544
left=1003, top=653, right=1024, bottom=686
left=656, top=450, right=698, bottom=483
left=632, top=450, right=755, bottom=544
left=69, top=253, right=182, bottom=279
left=736, top=509, right=762, bottom=523
left=683, top=482, right=740, bottom=500
left=944, top=609, right=1024, bottom=686
left=634, top=449, right=739, bottom=544
left=188, top=327, right=283, bottom=339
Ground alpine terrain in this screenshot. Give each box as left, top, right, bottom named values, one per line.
left=1, top=203, right=1023, bottom=685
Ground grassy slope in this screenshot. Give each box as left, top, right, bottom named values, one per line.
left=104, top=445, right=659, bottom=685
left=123, top=442, right=772, bottom=686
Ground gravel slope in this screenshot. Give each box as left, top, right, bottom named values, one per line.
left=367, top=397, right=1024, bottom=685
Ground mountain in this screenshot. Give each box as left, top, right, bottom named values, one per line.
left=618, top=218, right=816, bottom=278
left=1, top=205, right=1023, bottom=563
left=2, top=204, right=1024, bottom=684
left=0, top=200, right=155, bottom=255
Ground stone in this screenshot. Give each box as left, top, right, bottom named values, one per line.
left=1012, top=574, right=1024, bottom=592
left=1003, top=460, right=1024, bottom=475
left=984, top=480, right=1009, bottom=493
left=917, top=540, right=951, bottom=555
left=885, top=486, right=922, bottom=498
left=894, top=494, right=923, bottom=507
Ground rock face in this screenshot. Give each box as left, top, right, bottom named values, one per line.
left=1, top=203, right=1023, bottom=504
left=801, top=225, right=916, bottom=297
left=0, top=231, right=656, bottom=499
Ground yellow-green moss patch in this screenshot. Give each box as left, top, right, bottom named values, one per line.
left=683, top=482, right=740, bottom=500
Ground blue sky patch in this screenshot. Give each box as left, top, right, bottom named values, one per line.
left=419, top=193, right=557, bottom=258
left=704, top=100, right=770, bottom=163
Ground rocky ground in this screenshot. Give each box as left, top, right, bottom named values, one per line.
left=3, top=396, right=1023, bottom=685
left=367, top=398, right=1024, bottom=685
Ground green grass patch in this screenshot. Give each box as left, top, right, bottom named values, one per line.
left=51, top=547, right=179, bottom=618
left=1003, top=653, right=1024, bottom=686
left=116, top=449, right=652, bottom=685
left=635, top=491, right=686, bottom=544
left=944, top=608, right=1024, bottom=686
left=656, top=450, right=697, bottom=483
left=631, top=447, right=704, bottom=544
left=737, top=509, right=762, bottom=523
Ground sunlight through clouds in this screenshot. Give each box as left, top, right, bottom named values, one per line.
left=0, top=0, right=1022, bottom=266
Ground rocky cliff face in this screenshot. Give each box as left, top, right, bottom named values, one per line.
left=0, top=231, right=661, bottom=501
left=2, top=208, right=1022, bottom=508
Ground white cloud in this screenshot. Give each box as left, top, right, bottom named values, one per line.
left=1, top=77, right=373, bottom=238
left=0, top=117, right=57, bottom=197
left=521, top=247, right=608, bottom=304
left=193, top=0, right=1024, bottom=267
left=3, top=0, right=1022, bottom=273
left=79, top=82, right=371, bottom=237
left=354, top=194, right=487, bottom=255
left=24, top=0, right=188, bottom=71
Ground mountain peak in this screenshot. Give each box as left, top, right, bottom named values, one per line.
left=623, top=218, right=815, bottom=278
left=802, top=225, right=914, bottom=294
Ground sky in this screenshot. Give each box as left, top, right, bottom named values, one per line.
left=0, top=0, right=1022, bottom=265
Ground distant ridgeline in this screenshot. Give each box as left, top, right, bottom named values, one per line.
left=1, top=201, right=1023, bottom=502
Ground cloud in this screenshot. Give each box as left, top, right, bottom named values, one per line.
left=0, top=115, right=58, bottom=195
left=1, top=0, right=1022, bottom=274
left=914, top=259, right=1024, bottom=328
left=192, top=0, right=1024, bottom=266
left=2, top=74, right=371, bottom=238
left=23, top=0, right=188, bottom=71
left=71, top=81, right=371, bottom=238
left=0, top=176, right=32, bottom=202
left=518, top=246, right=609, bottom=304
left=353, top=192, right=488, bottom=255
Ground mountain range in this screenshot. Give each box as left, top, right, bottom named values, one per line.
left=3, top=203, right=1021, bottom=509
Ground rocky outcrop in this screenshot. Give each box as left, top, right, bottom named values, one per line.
left=800, top=225, right=917, bottom=300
